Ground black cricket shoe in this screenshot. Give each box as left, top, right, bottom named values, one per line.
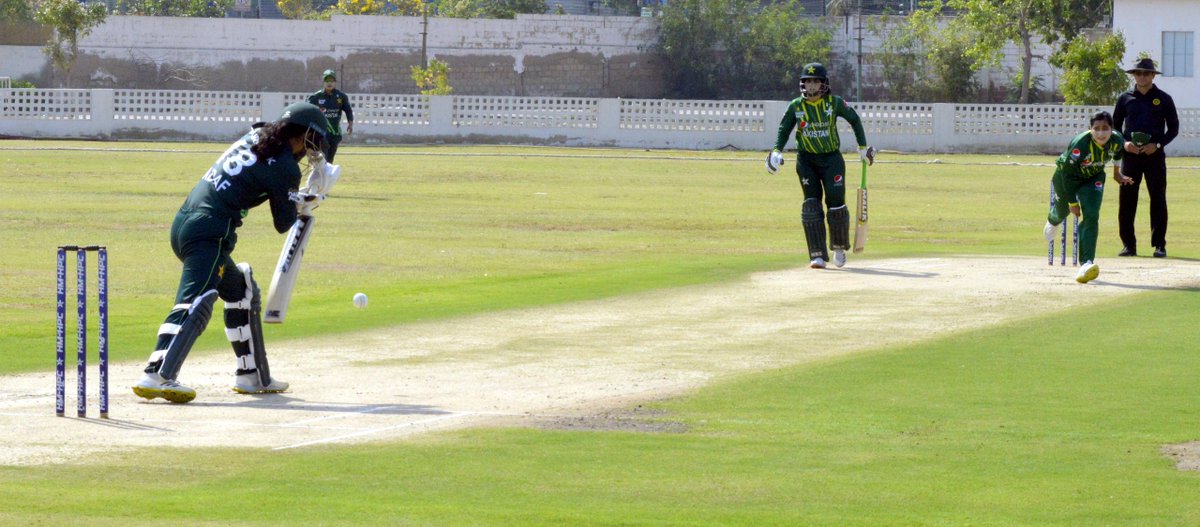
left=1118, top=247, right=1137, bottom=257
left=1153, top=247, right=1167, bottom=258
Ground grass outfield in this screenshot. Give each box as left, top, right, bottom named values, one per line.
left=5, top=292, right=1199, bottom=526
left=2, top=143, right=1199, bottom=524
left=4, top=143, right=1198, bottom=374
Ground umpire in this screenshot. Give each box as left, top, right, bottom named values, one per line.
left=1112, top=57, right=1179, bottom=258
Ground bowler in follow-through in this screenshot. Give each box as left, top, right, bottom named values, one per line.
left=1044, top=110, right=1126, bottom=284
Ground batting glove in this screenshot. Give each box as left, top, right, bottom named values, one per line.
left=766, top=150, right=785, bottom=174
left=292, top=192, right=325, bottom=215
left=858, top=146, right=876, bottom=166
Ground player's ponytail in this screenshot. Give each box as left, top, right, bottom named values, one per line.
left=251, top=122, right=307, bottom=160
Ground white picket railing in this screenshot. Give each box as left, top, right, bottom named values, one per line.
left=3, top=88, right=1199, bottom=155
left=113, top=90, right=263, bottom=123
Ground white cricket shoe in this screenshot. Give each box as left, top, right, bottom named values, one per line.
left=1044, top=221, right=1058, bottom=242
left=132, top=372, right=196, bottom=403
left=233, top=373, right=289, bottom=394
left=833, top=249, right=847, bottom=268
left=809, top=257, right=827, bottom=269
left=1076, top=261, right=1100, bottom=284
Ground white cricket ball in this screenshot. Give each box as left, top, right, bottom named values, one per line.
left=353, top=292, right=368, bottom=309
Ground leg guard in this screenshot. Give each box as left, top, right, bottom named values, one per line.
left=144, top=302, right=194, bottom=374
left=827, top=205, right=850, bottom=250
left=225, top=263, right=273, bottom=387
left=802, top=199, right=828, bottom=260
left=156, top=289, right=218, bottom=380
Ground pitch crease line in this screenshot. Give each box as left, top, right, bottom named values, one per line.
left=283, top=406, right=390, bottom=426
left=273, top=412, right=472, bottom=451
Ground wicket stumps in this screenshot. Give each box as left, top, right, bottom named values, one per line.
left=1047, top=185, right=1080, bottom=266
left=56, top=245, right=109, bottom=418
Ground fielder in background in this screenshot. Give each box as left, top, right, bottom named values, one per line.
left=132, top=102, right=334, bottom=403
left=1044, top=111, right=1126, bottom=284
left=765, top=62, right=874, bottom=269
left=1112, top=57, right=1179, bottom=258
left=308, top=69, right=354, bottom=162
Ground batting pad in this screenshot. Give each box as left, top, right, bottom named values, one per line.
left=827, top=205, right=850, bottom=250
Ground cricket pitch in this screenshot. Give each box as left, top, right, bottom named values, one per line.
left=2, top=256, right=1199, bottom=466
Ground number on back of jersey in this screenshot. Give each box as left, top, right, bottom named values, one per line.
left=203, top=135, right=259, bottom=192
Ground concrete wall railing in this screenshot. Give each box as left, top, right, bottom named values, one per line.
left=3, top=88, right=1199, bottom=155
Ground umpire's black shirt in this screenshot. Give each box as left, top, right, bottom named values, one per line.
left=1113, top=85, right=1179, bottom=149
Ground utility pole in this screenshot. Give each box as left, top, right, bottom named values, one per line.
left=421, top=1, right=429, bottom=68
left=855, top=0, right=863, bottom=101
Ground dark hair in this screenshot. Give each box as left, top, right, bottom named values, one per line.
left=250, top=121, right=308, bottom=159
left=1090, top=110, right=1114, bottom=128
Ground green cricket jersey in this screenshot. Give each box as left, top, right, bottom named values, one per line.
left=181, top=129, right=303, bottom=234
left=773, top=95, right=868, bottom=154
left=1057, top=130, right=1126, bottom=179
left=307, top=89, right=353, bottom=136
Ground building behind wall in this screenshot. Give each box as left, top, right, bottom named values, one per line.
left=1113, top=0, right=1198, bottom=108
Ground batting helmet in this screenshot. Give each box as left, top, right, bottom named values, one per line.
left=279, top=102, right=332, bottom=155
left=800, top=63, right=828, bottom=81
left=799, top=62, right=830, bottom=98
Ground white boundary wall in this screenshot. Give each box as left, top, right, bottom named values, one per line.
left=3, top=88, right=1199, bottom=154
left=72, top=14, right=658, bottom=63
left=3, top=14, right=1065, bottom=99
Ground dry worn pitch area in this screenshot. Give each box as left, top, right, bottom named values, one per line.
left=3, top=256, right=1199, bottom=466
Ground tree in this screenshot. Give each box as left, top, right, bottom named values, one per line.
left=744, top=1, right=833, bottom=99
left=913, top=0, right=1110, bottom=104
left=1, top=0, right=34, bottom=22
left=277, top=0, right=321, bottom=18
left=659, top=0, right=831, bottom=99
left=410, top=58, right=453, bottom=95
left=872, top=17, right=924, bottom=101
left=600, top=0, right=639, bottom=15
left=117, top=0, right=234, bottom=16
left=34, top=0, right=107, bottom=88
left=1056, top=32, right=1127, bottom=105
left=479, top=0, right=544, bottom=18
left=333, top=0, right=421, bottom=15
left=434, top=0, right=545, bottom=18
left=924, top=31, right=979, bottom=102
left=875, top=3, right=979, bottom=102
left=1039, top=0, right=1110, bottom=57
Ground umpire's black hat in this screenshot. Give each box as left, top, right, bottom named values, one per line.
left=1125, top=57, right=1162, bottom=74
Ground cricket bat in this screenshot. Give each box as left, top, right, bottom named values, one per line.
left=263, top=161, right=340, bottom=324
left=263, top=214, right=316, bottom=323
left=852, top=159, right=868, bottom=253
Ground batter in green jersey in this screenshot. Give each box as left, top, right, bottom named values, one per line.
left=1044, top=110, right=1125, bottom=284
left=132, top=103, right=333, bottom=403
left=765, top=62, right=874, bottom=269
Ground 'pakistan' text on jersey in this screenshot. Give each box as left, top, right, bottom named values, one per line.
left=307, top=89, right=353, bottom=136
left=1057, top=130, right=1126, bottom=179
left=181, top=130, right=303, bottom=234
left=773, top=95, right=868, bottom=155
